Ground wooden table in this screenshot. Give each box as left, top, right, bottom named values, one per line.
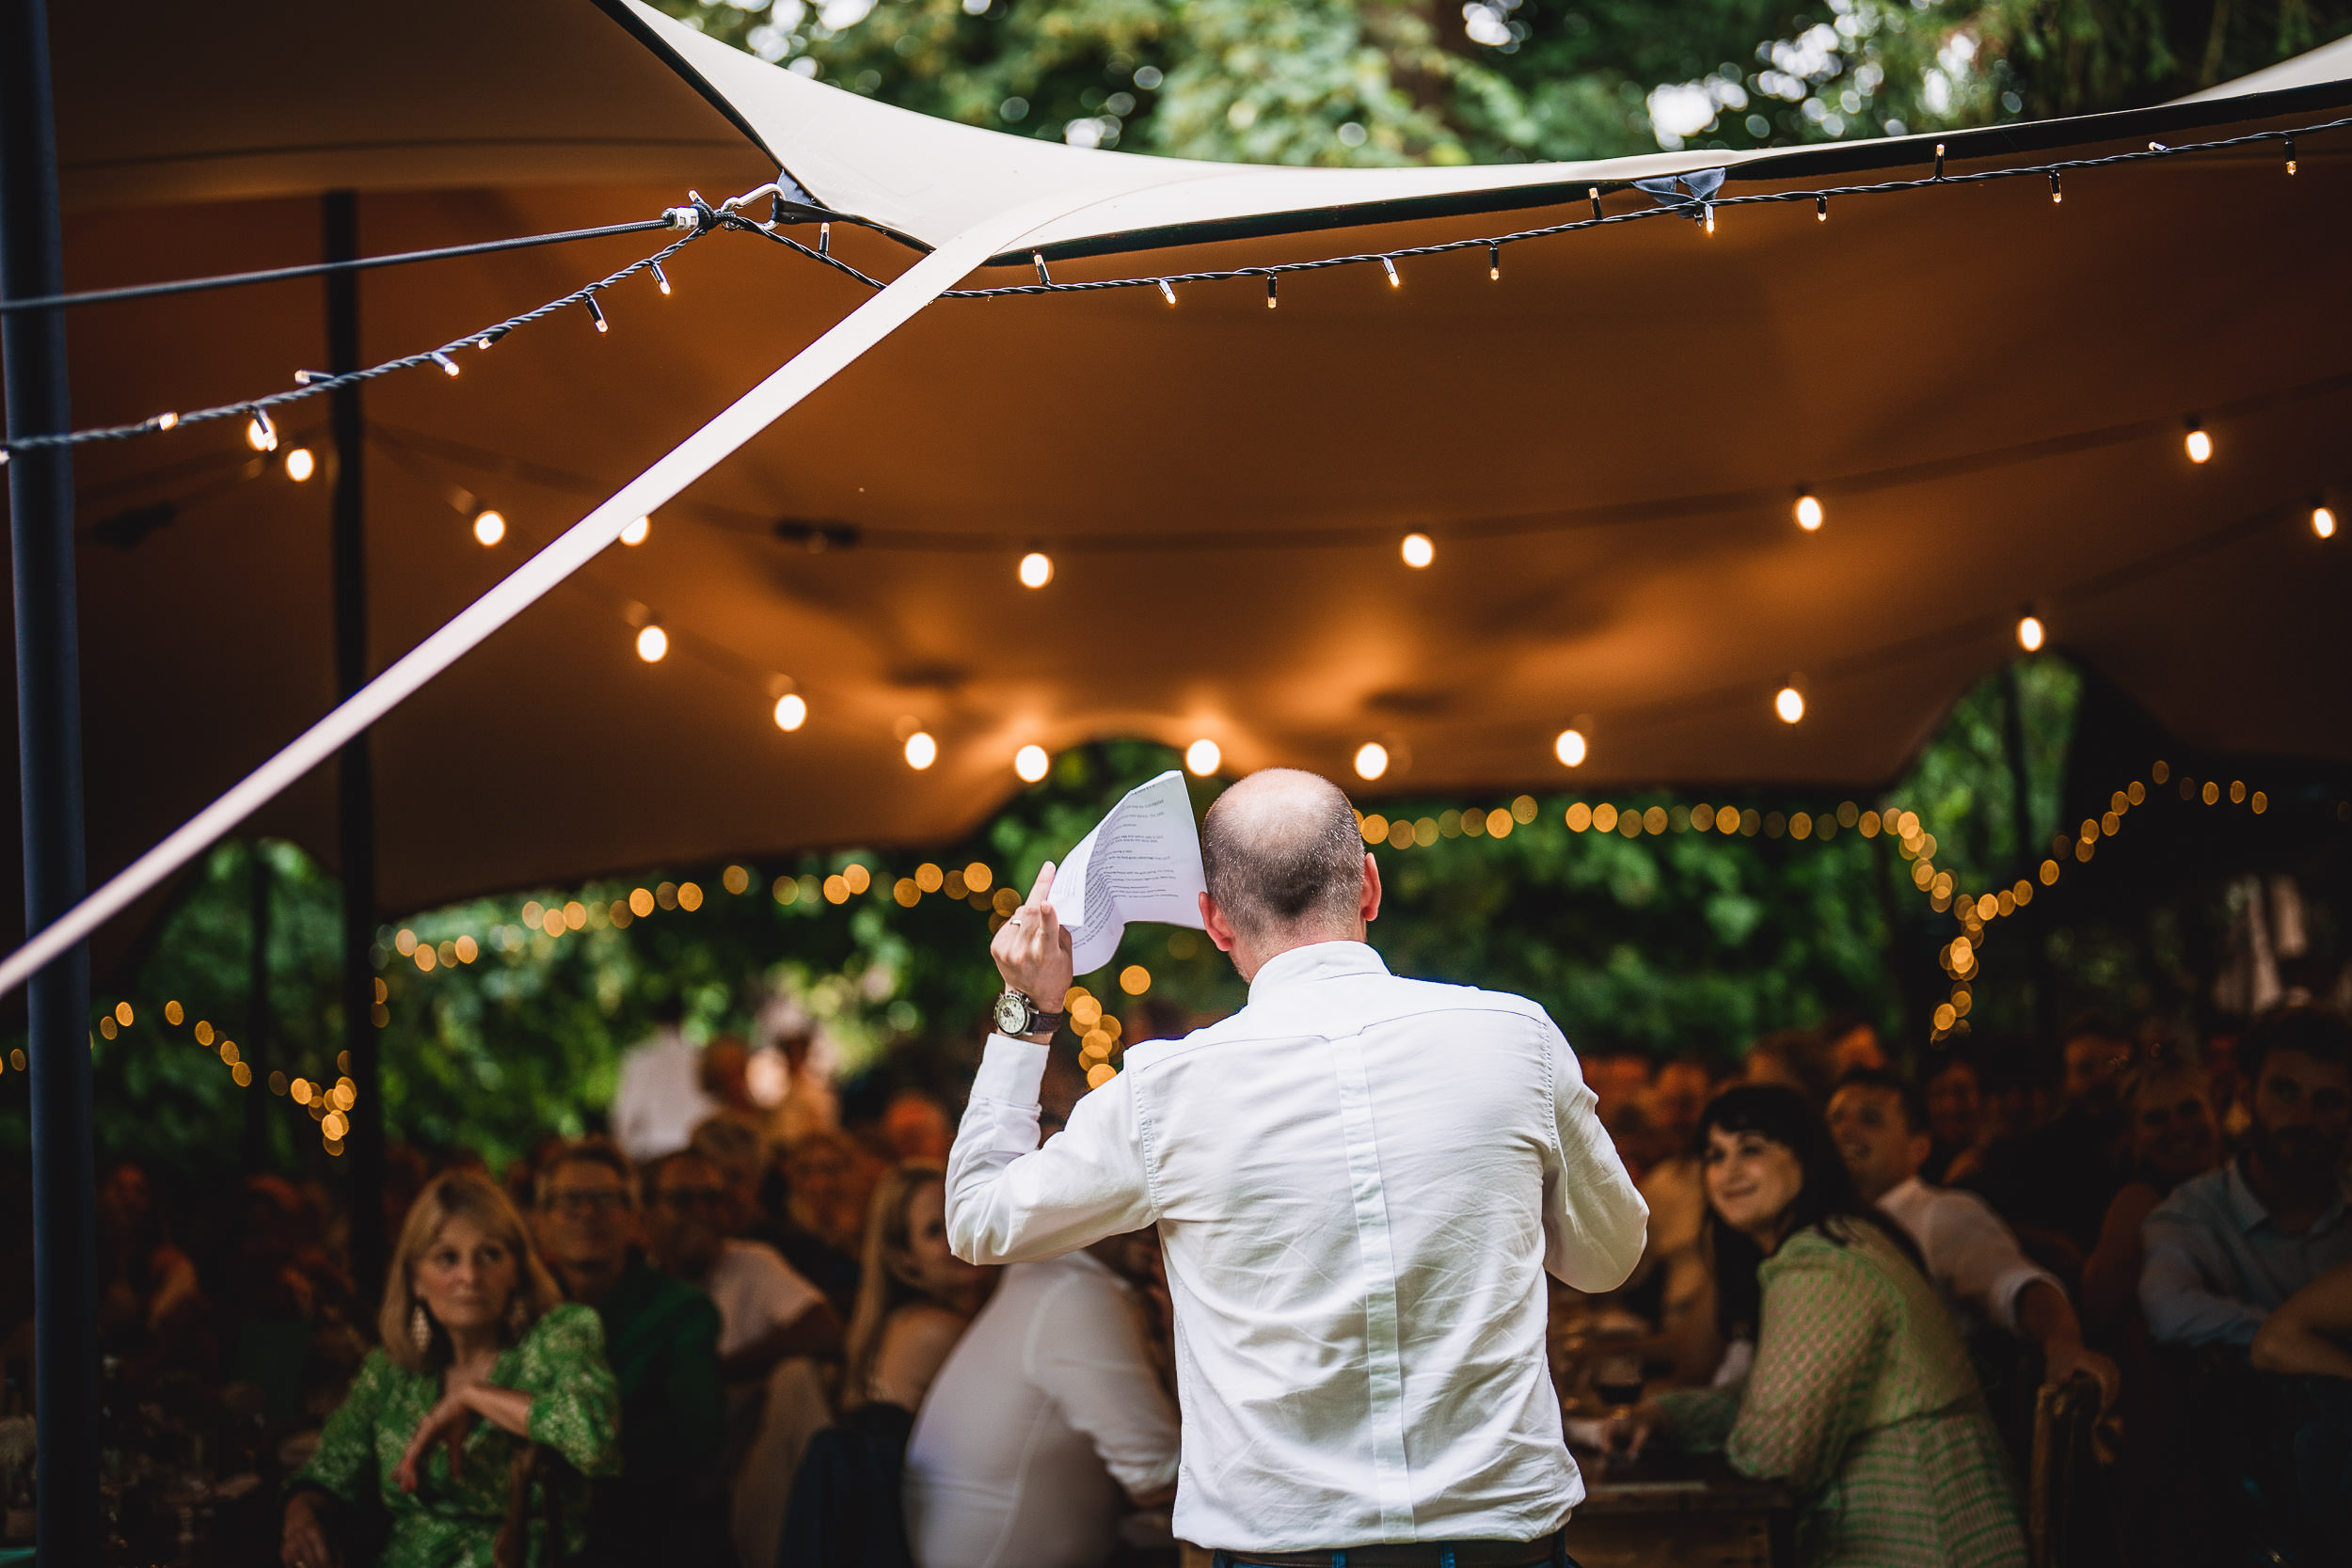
left=1562, top=1454, right=1793, bottom=1568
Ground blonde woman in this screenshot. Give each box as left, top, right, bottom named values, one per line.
left=281, top=1171, right=620, bottom=1568
left=843, top=1163, right=993, bottom=1411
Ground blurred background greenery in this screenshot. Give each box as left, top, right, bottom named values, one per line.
left=10, top=646, right=2347, bottom=1179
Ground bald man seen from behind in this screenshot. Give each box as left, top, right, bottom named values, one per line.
left=946, top=768, right=1648, bottom=1568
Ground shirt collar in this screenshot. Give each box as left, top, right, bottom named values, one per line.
left=1247, top=940, right=1390, bottom=1004
left=2221, top=1158, right=2352, bottom=1235
left=1880, top=1176, right=1929, bottom=1211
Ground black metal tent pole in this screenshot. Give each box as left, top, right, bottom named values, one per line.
left=326, top=190, right=387, bottom=1309
left=0, top=2, right=101, bottom=1564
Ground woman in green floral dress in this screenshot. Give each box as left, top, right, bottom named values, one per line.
left=1612, top=1084, right=2027, bottom=1568
left=282, top=1171, right=621, bottom=1568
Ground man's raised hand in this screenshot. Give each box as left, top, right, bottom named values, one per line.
left=991, top=861, right=1074, bottom=1016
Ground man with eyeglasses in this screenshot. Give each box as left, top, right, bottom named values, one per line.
left=534, top=1137, right=730, bottom=1568
left=646, top=1147, right=841, bottom=1568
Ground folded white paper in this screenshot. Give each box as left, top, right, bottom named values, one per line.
left=1048, top=769, right=1209, bottom=975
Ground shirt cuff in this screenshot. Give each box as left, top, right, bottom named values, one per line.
left=972, top=1031, right=1050, bottom=1107
left=1992, top=1264, right=2065, bottom=1335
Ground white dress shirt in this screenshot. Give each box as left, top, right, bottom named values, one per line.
left=1877, top=1175, right=2061, bottom=1338
left=904, top=1252, right=1182, bottom=1568
left=610, top=1026, right=717, bottom=1163
left=946, top=942, right=1647, bottom=1552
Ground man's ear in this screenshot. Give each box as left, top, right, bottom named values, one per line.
left=1359, top=852, right=1383, bottom=925
left=1200, top=892, right=1237, bottom=954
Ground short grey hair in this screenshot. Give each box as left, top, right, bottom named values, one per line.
left=1200, top=768, right=1366, bottom=938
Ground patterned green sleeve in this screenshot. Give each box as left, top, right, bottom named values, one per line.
left=513, top=1304, right=623, bottom=1479
left=1723, top=1235, right=1891, bottom=1493
left=293, top=1349, right=394, bottom=1504
left=1652, top=1384, right=1743, bottom=1453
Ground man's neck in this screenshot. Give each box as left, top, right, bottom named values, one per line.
left=557, top=1255, right=628, bottom=1307
left=2242, top=1151, right=2336, bottom=1232
left=1857, top=1170, right=1913, bottom=1205
left=1232, top=927, right=1363, bottom=984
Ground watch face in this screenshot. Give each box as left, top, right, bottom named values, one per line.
left=993, top=992, right=1031, bottom=1034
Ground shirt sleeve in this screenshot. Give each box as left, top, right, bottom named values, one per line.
left=1539, top=1020, right=1649, bottom=1292
left=1722, top=1243, right=1889, bottom=1495
left=1928, top=1189, right=2064, bottom=1336
left=945, top=1034, right=1158, bottom=1266
left=2139, top=1202, right=2265, bottom=1347
left=293, top=1349, right=394, bottom=1504
left=513, top=1305, right=625, bottom=1479
left=1025, top=1273, right=1183, bottom=1499
left=741, top=1244, right=825, bottom=1335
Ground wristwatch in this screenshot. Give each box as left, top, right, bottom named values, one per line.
left=993, top=988, right=1068, bottom=1038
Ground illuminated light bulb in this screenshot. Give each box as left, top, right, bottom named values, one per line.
left=2049, top=171, right=2063, bottom=203
left=1488, top=244, right=1501, bottom=280
left=1157, top=278, right=1176, bottom=307
left=1704, top=208, right=1716, bottom=235
left=904, top=731, right=938, bottom=770
left=472, top=509, right=505, bottom=546
left=245, top=408, right=278, bottom=451
left=2016, top=613, right=2044, bottom=652
left=1266, top=275, right=1278, bottom=309
left=1032, top=252, right=1051, bottom=285
left=1815, top=196, right=1827, bottom=222
left=1185, top=738, right=1222, bottom=776
left=2285, top=136, right=2297, bottom=175
left=153, top=411, right=179, bottom=431
left=1400, top=532, right=1435, bottom=569
left=283, top=447, right=315, bottom=483
left=431, top=351, right=461, bottom=377
left=773, top=693, right=807, bottom=731
left=1554, top=728, right=1588, bottom=768
left=818, top=222, right=831, bottom=255
left=1933, top=142, right=1947, bottom=180
left=1014, top=744, right=1050, bottom=783
left=1588, top=185, right=1602, bottom=220
left=1795, top=493, right=1823, bottom=531
left=1774, top=686, right=1805, bottom=724
left=1353, top=742, right=1390, bottom=782
left=651, top=261, right=672, bottom=295
left=635, top=624, right=668, bottom=662
left=2184, top=420, right=2211, bottom=464
left=619, top=515, right=650, bottom=546
left=586, top=295, right=609, bottom=333
left=2315, top=503, right=2338, bottom=540
left=1018, top=550, right=1054, bottom=588
left=1380, top=256, right=1401, bottom=288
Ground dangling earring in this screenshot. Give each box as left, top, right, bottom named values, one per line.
left=507, top=1296, right=532, bottom=1337
left=410, top=1304, right=433, bottom=1354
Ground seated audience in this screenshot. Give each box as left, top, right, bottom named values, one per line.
left=646, top=1146, right=841, bottom=1568
left=1820, top=1011, right=1888, bottom=1073
left=772, top=1128, right=881, bottom=1318
left=844, top=1164, right=993, bottom=1413
left=282, top=1170, right=618, bottom=1568
left=1614, top=1084, right=2026, bottom=1567
left=1634, top=1057, right=1717, bottom=1379
left=532, top=1137, right=730, bottom=1568
left=902, top=1227, right=1180, bottom=1568
left=1963, top=1015, right=2135, bottom=1265
left=1919, top=1048, right=1985, bottom=1185
left=2253, top=1258, right=2352, bottom=1378
left=2141, top=1006, right=2352, bottom=1348
left=1743, top=1027, right=1839, bottom=1104
left=97, top=1161, right=206, bottom=1366
left=2080, top=1057, right=2221, bottom=1338
left=1829, top=1069, right=2118, bottom=1405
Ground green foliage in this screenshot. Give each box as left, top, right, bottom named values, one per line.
left=658, top=0, right=2348, bottom=168
left=0, top=659, right=2092, bottom=1170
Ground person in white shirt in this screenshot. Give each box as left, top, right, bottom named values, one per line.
left=644, top=1148, right=842, bottom=1568
left=611, top=1002, right=718, bottom=1164
left=947, top=768, right=1649, bottom=1565
left=904, top=1227, right=1181, bottom=1568
left=1827, top=1067, right=2120, bottom=1406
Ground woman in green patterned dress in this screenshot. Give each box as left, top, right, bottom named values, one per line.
left=282, top=1170, right=621, bottom=1568
left=1610, top=1084, right=2027, bottom=1568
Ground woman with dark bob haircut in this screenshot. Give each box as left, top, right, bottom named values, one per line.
left=1610, top=1084, right=2026, bottom=1567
